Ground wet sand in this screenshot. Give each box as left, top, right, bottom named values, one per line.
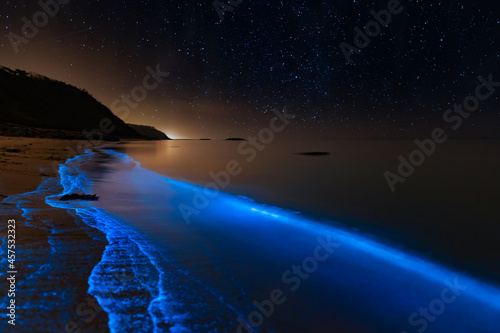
left=0, top=137, right=110, bottom=332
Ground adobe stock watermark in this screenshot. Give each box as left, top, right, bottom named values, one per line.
left=49, top=63, right=169, bottom=175
left=178, top=107, right=295, bottom=224
left=213, top=0, right=243, bottom=22
left=400, top=278, right=467, bottom=333
left=339, top=0, right=404, bottom=63
left=385, top=73, right=500, bottom=192
left=236, top=234, right=341, bottom=332
left=7, top=0, right=71, bottom=54
left=111, top=64, right=169, bottom=120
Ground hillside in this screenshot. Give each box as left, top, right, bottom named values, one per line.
left=0, top=66, right=154, bottom=140
left=127, top=124, right=170, bottom=140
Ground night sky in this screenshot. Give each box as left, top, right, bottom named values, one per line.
left=1, top=0, right=499, bottom=139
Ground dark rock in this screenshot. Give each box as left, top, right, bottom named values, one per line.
left=60, top=194, right=99, bottom=201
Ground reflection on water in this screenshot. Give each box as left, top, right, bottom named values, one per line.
left=110, top=139, right=500, bottom=282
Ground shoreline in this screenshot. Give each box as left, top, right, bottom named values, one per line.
left=0, top=138, right=166, bottom=332
left=0, top=136, right=82, bottom=198
left=2, top=136, right=500, bottom=332
left=0, top=137, right=111, bottom=332
left=0, top=136, right=137, bottom=198
left=67, top=146, right=500, bottom=332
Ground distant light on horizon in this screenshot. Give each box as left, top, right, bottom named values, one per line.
left=164, top=130, right=181, bottom=139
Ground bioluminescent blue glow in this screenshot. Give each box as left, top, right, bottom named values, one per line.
left=30, top=148, right=500, bottom=332
left=169, top=175, right=500, bottom=308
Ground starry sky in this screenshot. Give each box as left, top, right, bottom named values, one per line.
left=1, top=0, right=499, bottom=139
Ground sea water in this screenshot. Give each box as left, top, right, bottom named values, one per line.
left=35, top=140, right=500, bottom=333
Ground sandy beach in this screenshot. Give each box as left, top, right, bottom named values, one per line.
left=0, top=137, right=82, bottom=198
left=0, top=137, right=110, bottom=332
